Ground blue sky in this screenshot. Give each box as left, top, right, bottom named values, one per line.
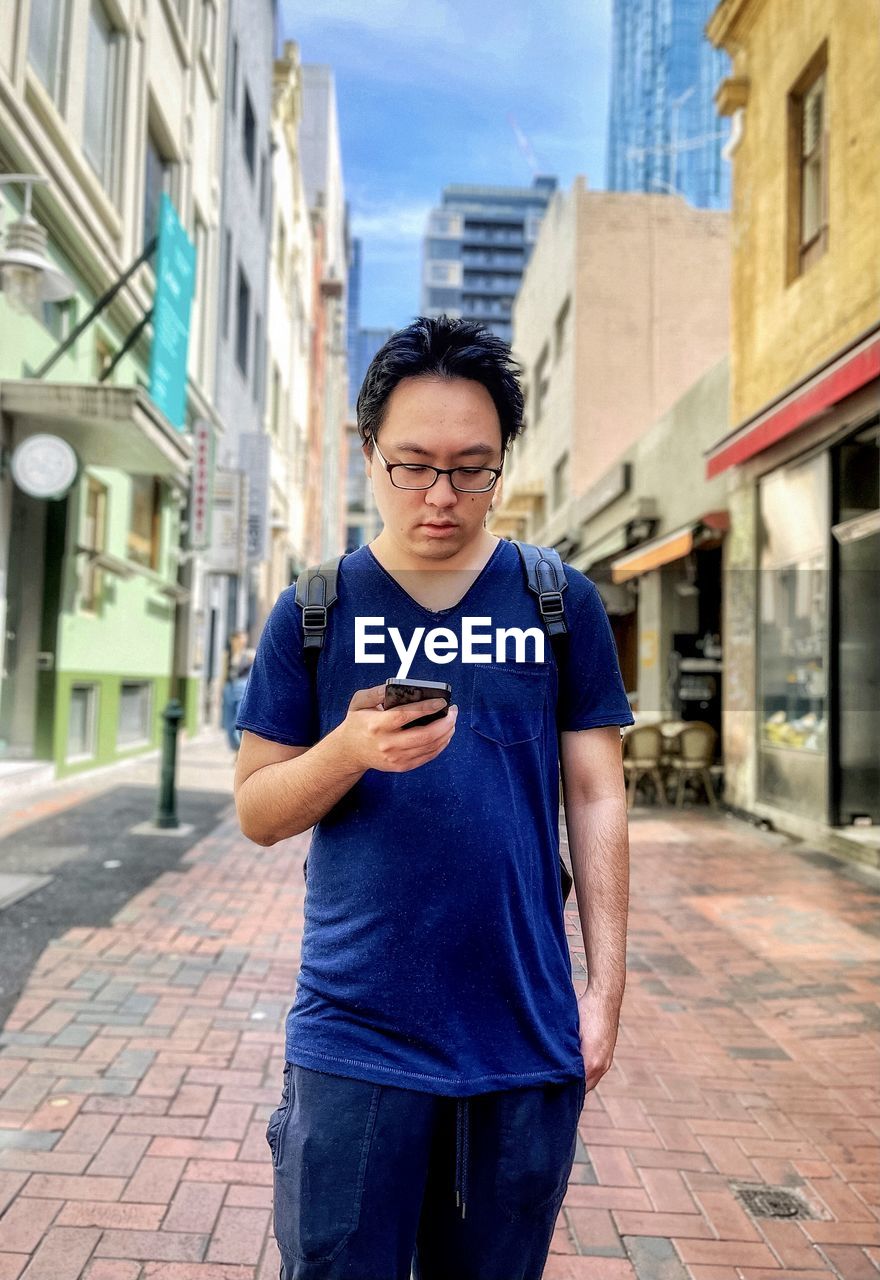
left=278, top=0, right=613, bottom=329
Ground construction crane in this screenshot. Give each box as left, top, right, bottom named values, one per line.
left=507, top=113, right=541, bottom=178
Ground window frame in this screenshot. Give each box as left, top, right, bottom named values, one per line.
left=80, top=474, right=108, bottom=614
left=127, top=476, right=162, bottom=571
left=786, top=42, right=829, bottom=282
left=82, top=0, right=125, bottom=199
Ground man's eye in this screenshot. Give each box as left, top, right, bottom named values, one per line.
left=457, top=468, right=484, bottom=475
left=401, top=465, right=431, bottom=474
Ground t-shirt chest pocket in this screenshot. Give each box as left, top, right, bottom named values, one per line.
left=470, top=664, right=550, bottom=746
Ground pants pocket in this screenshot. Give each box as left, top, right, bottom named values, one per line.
left=266, top=1062, right=294, bottom=1169
left=495, top=1080, right=582, bottom=1222
left=273, top=1066, right=382, bottom=1264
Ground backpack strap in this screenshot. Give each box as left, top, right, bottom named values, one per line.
left=509, top=540, right=569, bottom=639
left=294, top=553, right=347, bottom=656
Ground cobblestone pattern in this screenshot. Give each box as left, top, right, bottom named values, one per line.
left=0, top=806, right=877, bottom=1278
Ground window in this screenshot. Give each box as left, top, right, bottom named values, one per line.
left=236, top=265, right=250, bottom=374
left=68, top=685, right=98, bottom=760
left=758, top=453, right=829, bottom=820
left=221, top=228, right=232, bottom=339
left=243, top=86, right=256, bottom=177
left=199, top=0, right=217, bottom=68
left=270, top=362, right=281, bottom=437
left=127, top=476, right=161, bottom=570
left=80, top=476, right=108, bottom=612
left=534, top=344, right=550, bottom=421
left=552, top=452, right=569, bottom=511
left=192, top=212, right=209, bottom=383
left=42, top=297, right=75, bottom=343
left=229, top=36, right=238, bottom=115
left=259, top=152, right=268, bottom=220
left=788, top=45, right=828, bottom=279
left=253, top=310, right=262, bottom=403
left=83, top=0, right=122, bottom=193
left=28, top=0, right=70, bottom=106
left=118, top=681, right=152, bottom=747
left=144, top=121, right=173, bottom=249
left=554, top=296, right=571, bottom=360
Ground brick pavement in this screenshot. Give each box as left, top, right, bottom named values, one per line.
left=0, top=800, right=877, bottom=1279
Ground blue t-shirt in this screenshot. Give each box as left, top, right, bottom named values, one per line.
left=236, top=537, right=634, bottom=1096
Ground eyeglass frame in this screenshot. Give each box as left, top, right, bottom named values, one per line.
left=368, top=435, right=504, bottom=493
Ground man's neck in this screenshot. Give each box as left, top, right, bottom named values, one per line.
left=368, top=531, right=502, bottom=610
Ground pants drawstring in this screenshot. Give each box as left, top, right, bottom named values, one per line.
left=454, top=1097, right=469, bottom=1220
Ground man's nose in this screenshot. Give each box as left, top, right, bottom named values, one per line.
left=425, top=473, right=458, bottom=506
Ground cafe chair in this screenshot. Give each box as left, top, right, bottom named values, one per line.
left=621, top=725, right=666, bottom=810
left=668, top=722, right=718, bottom=809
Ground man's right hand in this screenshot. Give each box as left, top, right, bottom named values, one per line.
left=336, top=684, right=459, bottom=773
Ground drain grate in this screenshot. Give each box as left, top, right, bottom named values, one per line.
left=732, top=1183, right=813, bottom=1219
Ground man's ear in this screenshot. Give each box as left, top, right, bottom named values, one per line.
left=362, top=438, right=372, bottom=478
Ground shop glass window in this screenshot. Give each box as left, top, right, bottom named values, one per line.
left=758, top=453, right=828, bottom=754
left=118, top=681, right=152, bottom=747
left=127, top=476, right=161, bottom=570
left=68, top=685, right=98, bottom=760
left=28, top=0, right=70, bottom=106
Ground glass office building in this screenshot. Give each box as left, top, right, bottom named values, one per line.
left=607, top=0, right=731, bottom=210
left=421, top=177, right=557, bottom=345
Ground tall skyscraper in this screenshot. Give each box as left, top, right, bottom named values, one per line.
left=606, top=0, right=731, bottom=210
left=421, top=177, right=557, bottom=345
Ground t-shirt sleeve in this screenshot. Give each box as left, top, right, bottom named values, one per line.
left=234, top=587, right=319, bottom=747
left=558, top=572, right=635, bottom=732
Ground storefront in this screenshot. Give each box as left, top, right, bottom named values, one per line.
left=708, top=325, right=880, bottom=839
left=755, top=421, right=879, bottom=827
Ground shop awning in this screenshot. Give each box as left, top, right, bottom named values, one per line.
left=1, top=380, right=192, bottom=482
left=705, top=327, right=880, bottom=479
left=610, top=512, right=729, bottom=584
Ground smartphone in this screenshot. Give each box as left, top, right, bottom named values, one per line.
left=383, top=678, right=452, bottom=729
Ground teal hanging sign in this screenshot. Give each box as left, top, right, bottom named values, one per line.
left=148, top=193, right=196, bottom=431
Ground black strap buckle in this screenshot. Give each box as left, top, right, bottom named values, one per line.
left=302, top=604, right=327, bottom=633
left=538, top=590, right=564, bottom=623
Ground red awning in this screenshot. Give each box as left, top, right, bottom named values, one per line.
left=705, top=328, right=880, bottom=478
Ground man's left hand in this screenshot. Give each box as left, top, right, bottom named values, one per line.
left=576, top=987, right=621, bottom=1094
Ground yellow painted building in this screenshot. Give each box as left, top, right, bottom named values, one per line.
left=708, top=0, right=880, bottom=425
left=706, top=0, right=880, bottom=860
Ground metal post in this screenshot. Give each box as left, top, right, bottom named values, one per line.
left=155, top=699, right=185, bottom=829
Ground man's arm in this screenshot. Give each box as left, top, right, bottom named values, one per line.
left=560, top=724, right=630, bottom=1088
left=234, top=685, right=458, bottom=847
left=234, top=729, right=367, bottom=846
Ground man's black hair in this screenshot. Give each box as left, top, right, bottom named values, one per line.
left=356, top=315, right=525, bottom=456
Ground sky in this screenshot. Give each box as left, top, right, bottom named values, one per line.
left=278, top=0, right=613, bottom=330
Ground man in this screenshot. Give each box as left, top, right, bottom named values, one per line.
left=234, top=317, right=633, bottom=1280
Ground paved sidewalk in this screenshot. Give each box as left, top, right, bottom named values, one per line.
left=0, top=801, right=877, bottom=1278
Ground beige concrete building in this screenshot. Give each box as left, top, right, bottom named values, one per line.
left=705, top=0, right=880, bottom=860
left=258, top=40, right=314, bottom=630
left=493, top=182, right=730, bottom=561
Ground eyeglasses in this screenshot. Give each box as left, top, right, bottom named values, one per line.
left=371, top=437, right=503, bottom=493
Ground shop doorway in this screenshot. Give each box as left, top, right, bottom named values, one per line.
left=832, top=420, right=880, bottom=826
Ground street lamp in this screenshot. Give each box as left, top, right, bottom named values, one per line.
left=0, top=174, right=75, bottom=314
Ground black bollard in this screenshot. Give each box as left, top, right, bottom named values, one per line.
left=155, top=699, right=185, bottom=829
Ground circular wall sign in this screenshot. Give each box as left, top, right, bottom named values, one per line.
left=10, top=434, right=79, bottom=499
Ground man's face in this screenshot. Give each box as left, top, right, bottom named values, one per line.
left=363, top=376, right=504, bottom=561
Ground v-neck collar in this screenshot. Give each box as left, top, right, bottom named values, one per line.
left=363, top=537, right=507, bottom=621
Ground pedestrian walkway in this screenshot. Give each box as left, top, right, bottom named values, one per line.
left=0, top=798, right=877, bottom=1278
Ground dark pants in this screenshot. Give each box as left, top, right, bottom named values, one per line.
left=267, top=1062, right=587, bottom=1280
